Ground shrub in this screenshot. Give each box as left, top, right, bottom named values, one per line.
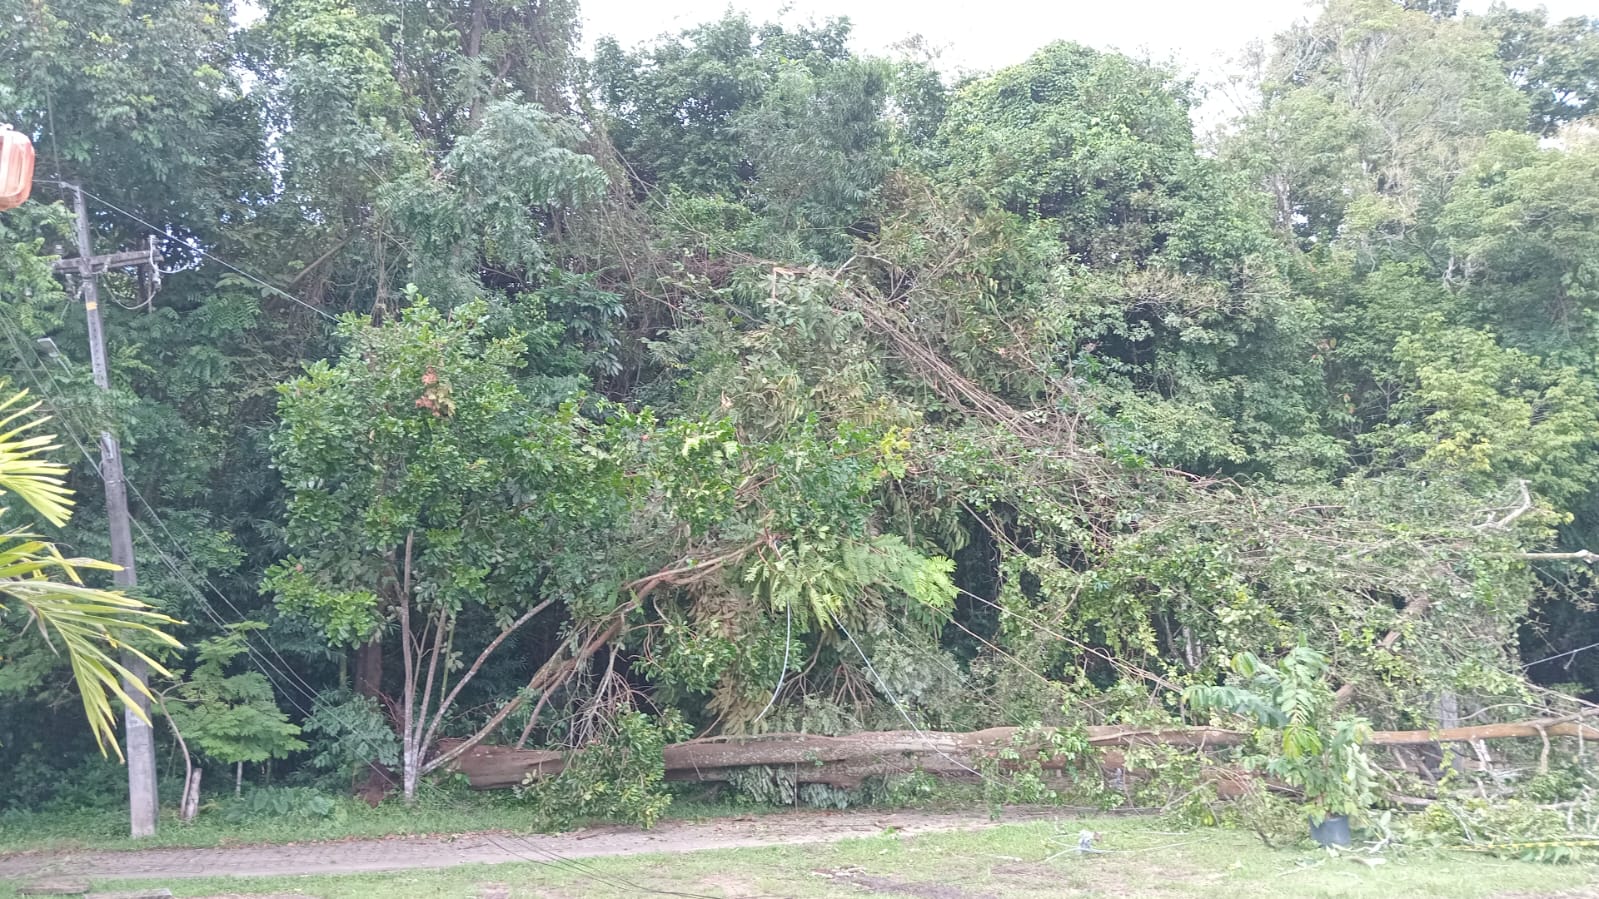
left=518, top=709, right=689, bottom=829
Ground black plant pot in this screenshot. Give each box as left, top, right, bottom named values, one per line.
left=1309, top=813, right=1352, bottom=848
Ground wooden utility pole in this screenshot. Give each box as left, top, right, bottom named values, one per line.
left=58, top=184, right=159, bottom=838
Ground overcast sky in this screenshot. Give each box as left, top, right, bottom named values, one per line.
left=581, top=0, right=1596, bottom=81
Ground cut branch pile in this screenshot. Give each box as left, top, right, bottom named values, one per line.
left=439, top=718, right=1599, bottom=790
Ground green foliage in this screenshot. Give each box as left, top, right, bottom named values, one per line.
left=976, top=723, right=1102, bottom=811
left=518, top=709, right=690, bottom=829
left=301, top=689, right=401, bottom=783
left=1185, top=649, right=1376, bottom=822
left=1435, top=132, right=1599, bottom=363
left=0, top=755, right=128, bottom=815
left=1481, top=5, right=1599, bottom=134
left=938, top=43, right=1225, bottom=269
left=384, top=101, right=608, bottom=300
left=7, top=0, right=1599, bottom=828
left=0, top=0, right=264, bottom=219
left=0, top=385, right=181, bottom=757
left=1222, top=787, right=1321, bottom=849
left=267, top=300, right=634, bottom=646
left=1413, top=797, right=1599, bottom=863
left=592, top=13, right=890, bottom=260
left=1236, top=0, right=1525, bottom=247
left=221, top=786, right=343, bottom=826
left=165, top=624, right=305, bottom=767
left=723, top=766, right=908, bottom=810
left=744, top=534, right=955, bottom=634
left=592, top=14, right=853, bottom=196
left=1369, top=328, right=1599, bottom=504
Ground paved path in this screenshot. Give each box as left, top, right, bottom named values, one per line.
left=0, top=809, right=1035, bottom=882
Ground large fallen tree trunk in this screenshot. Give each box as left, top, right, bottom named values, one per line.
left=441, top=725, right=1245, bottom=789
left=1367, top=721, right=1598, bottom=744
left=439, top=718, right=1599, bottom=790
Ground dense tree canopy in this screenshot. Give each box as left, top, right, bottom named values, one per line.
left=2, top=0, right=1598, bottom=828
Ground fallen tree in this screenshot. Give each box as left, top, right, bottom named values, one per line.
left=438, top=718, right=1599, bottom=790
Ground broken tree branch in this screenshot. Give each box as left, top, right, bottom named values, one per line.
left=1477, top=479, right=1532, bottom=531
left=1511, top=550, right=1599, bottom=564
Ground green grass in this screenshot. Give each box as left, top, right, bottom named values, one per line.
left=4, top=818, right=1593, bottom=899
left=0, top=791, right=535, bottom=853
left=0, top=787, right=810, bottom=854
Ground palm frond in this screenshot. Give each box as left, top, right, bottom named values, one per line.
left=0, top=389, right=75, bottom=527
left=4, top=581, right=180, bottom=758
left=0, top=383, right=183, bottom=756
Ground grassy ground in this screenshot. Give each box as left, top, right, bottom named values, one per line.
left=4, top=819, right=1594, bottom=899
left=0, top=792, right=530, bottom=853
left=0, top=790, right=786, bottom=853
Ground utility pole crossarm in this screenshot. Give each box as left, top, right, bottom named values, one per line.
left=51, top=246, right=161, bottom=275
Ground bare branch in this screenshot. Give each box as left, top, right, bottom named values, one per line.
left=1512, top=550, right=1599, bottom=564
left=422, top=597, right=556, bottom=752
left=1476, top=479, right=1531, bottom=531
left=421, top=617, right=625, bottom=775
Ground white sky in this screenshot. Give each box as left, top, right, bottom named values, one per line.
left=581, top=0, right=1598, bottom=80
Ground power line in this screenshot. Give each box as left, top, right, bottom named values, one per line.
left=835, top=618, right=984, bottom=779
left=2, top=180, right=338, bottom=701
left=31, top=178, right=339, bottom=323
left=1524, top=640, right=1599, bottom=670
left=120, top=472, right=323, bottom=699
left=0, top=313, right=318, bottom=707
left=751, top=600, right=792, bottom=725
left=0, top=310, right=318, bottom=705
left=2, top=312, right=726, bottom=899
left=6, top=178, right=1057, bottom=876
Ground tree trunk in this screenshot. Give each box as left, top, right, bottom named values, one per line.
left=161, top=700, right=200, bottom=824
left=438, top=719, right=1599, bottom=791
left=235, top=761, right=243, bottom=797
left=464, top=0, right=488, bottom=126
left=354, top=636, right=383, bottom=699
left=401, top=743, right=419, bottom=803
left=439, top=725, right=1247, bottom=790
left=396, top=532, right=423, bottom=804
left=180, top=769, right=201, bottom=823
left=353, top=633, right=397, bottom=801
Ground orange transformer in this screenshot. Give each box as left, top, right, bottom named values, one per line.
left=0, top=126, right=35, bottom=211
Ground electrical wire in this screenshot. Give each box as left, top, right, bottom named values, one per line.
left=3, top=179, right=1069, bottom=883
left=751, top=600, right=792, bottom=725
left=1, top=311, right=726, bottom=899
left=0, top=182, right=334, bottom=698
left=834, top=618, right=984, bottom=778
left=12, top=98, right=1021, bottom=899
left=30, top=179, right=339, bottom=323
left=4, top=312, right=1042, bottom=894
left=0, top=314, right=319, bottom=707
left=1523, top=640, right=1599, bottom=670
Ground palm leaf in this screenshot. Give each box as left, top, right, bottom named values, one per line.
left=0, top=389, right=74, bottom=527
left=0, top=385, right=183, bottom=756
left=0, top=531, right=180, bottom=757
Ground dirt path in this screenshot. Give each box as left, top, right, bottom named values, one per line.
left=0, top=809, right=1039, bottom=882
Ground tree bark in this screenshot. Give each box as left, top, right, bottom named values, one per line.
left=464, top=0, right=488, bottom=126
left=397, top=533, right=419, bottom=803
left=354, top=636, right=383, bottom=700
left=439, top=725, right=1246, bottom=790
left=160, top=698, right=200, bottom=824
left=181, top=769, right=202, bottom=824
left=438, top=719, right=1599, bottom=791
